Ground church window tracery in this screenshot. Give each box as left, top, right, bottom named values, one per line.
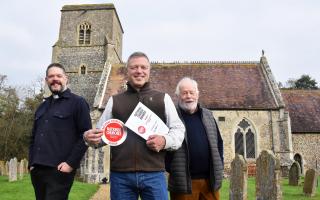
left=79, top=22, right=91, bottom=45
left=234, top=119, right=256, bottom=159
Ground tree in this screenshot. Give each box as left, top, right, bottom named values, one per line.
left=284, top=78, right=297, bottom=89
left=0, top=86, right=20, bottom=160
left=294, top=74, right=318, bottom=89
left=0, top=75, right=44, bottom=160
left=284, top=75, right=318, bottom=89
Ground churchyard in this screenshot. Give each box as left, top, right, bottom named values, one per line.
left=0, top=152, right=319, bottom=200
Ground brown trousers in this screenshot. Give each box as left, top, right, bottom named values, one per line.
left=170, top=179, right=220, bottom=200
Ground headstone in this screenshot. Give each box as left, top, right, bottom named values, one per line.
left=229, top=154, right=247, bottom=200
left=23, top=158, right=29, bottom=174
left=303, top=169, right=318, bottom=197
left=5, top=161, right=9, bottom=176
left=0, top=160, right=5, bottom=176
left=19, top=159, right=27, bottom=180
left=17, top=162, right=20, bottom=179
left=256, top=150, right=282, bottom=200
left=8, top=158, right=18, bottom=182
left=288, top=161, right=301, bottom=186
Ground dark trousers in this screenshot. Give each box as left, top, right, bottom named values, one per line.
left=30, top=165, right=76, bottom=200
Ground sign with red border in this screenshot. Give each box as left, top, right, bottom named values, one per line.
left=101, top=119, right=127, bottom=146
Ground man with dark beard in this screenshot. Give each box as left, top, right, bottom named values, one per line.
left=28, top=63, right=92, bottom=200
left=167, top=77, right=224, bottom=200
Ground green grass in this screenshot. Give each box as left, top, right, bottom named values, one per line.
left=221, top=176, right=320, bottom=200
left=1, top=175, right=319, bottom=199
left=0, top=175, right=99, bottom=200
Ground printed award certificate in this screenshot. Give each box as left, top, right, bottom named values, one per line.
left=125, top=102, right=169, bottom=140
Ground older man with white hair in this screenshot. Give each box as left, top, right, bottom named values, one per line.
left=167, top=77, right=224, bottom=200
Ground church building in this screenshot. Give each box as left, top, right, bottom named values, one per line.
left=52, top=4, right=320, bottom=183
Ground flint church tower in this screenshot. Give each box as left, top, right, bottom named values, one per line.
left=52, top=4, right=123, bottom=107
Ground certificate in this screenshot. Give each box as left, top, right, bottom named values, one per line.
left=125, top=102, right=169, bottom=140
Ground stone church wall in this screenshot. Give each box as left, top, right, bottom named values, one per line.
left=58, top=8, right=118, bottom=46
left=52, top=46, right=106, bottom=106
left=52, top=4, right=124, bottom=107
left=292, top=133, right=320, bottom=172
left=212, top=110, right=280, bottom=172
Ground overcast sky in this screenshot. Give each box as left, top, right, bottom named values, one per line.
left=1, top=0, right=319, bottom=87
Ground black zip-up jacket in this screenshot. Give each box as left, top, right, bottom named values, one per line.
left=29, top=89, right=92, bottom=169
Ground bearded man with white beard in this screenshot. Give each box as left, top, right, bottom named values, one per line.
left=166, top=77, right=224, bottom=200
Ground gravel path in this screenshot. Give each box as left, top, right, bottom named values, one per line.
left=89, top=184, right=110, bottom=200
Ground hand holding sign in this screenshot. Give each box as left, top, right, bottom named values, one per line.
left=146, top=135, right=166, bottom=152
left=84, top=129, right=103, bottom=145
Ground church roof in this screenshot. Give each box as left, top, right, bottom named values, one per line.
left=281, top=89, right=320, bottom=133
left=100, top=61, right=279, bottom=110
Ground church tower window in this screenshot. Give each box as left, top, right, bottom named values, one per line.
left=234, top=119, right=256, bottom=159
left=80, top=65, right=87, bottom=75
left=79, top=22, right=91, bottom=45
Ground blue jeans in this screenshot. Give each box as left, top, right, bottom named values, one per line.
left=110, top=171, right=168, bottom=200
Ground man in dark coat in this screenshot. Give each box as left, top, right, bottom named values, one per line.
left=167, top=77, right=224, bottom=200
left=29, top=63, right=92, bottom=200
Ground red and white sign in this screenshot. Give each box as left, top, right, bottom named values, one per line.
left=101, top=119, right=127, bottom=146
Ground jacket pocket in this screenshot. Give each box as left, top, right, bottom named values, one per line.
left=52, top=111, right=72, bottom=132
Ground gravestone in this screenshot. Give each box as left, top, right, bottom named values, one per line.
left=230, top=154, right=247, bottom=200
left=8, top=158, right=17, bottom=182
left=0, top=160, right=5, bottom=176
left=256, top=150, right=282, bottom=200
left=23, top=158, right=29, bottom=174
left=288, top=161, right=300, bottom=186
left=19, top=159, right=27, bottom=180
left=5, top=161, right=9, bottom=176
left=303, top=169, right=318, bottom=197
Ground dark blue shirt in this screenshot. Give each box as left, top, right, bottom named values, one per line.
left=181, top=109, right=210, bottom=179
left=29, top=89, right=92, bottom=169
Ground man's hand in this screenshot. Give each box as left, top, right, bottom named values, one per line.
left=146, top=135, right=166, bottom=152
left=57, top=162, right=73, bottom=173
left=84, top=129, right=103, bottom=145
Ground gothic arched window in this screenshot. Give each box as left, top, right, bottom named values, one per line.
left=234, top=119, right=256, bottom=159
left=79, top=22, right=91, bottom=45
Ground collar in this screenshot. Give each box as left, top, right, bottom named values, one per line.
left=45, top=88, right=72, bottom=100
left=126, top=82, right=152, bottom=93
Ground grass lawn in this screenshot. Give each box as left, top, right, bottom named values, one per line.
left=220, top=176, right=320, bottom=200
left=0, top=175, right=99, bottom=200
left=1, top=175, right=319, bottom=199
